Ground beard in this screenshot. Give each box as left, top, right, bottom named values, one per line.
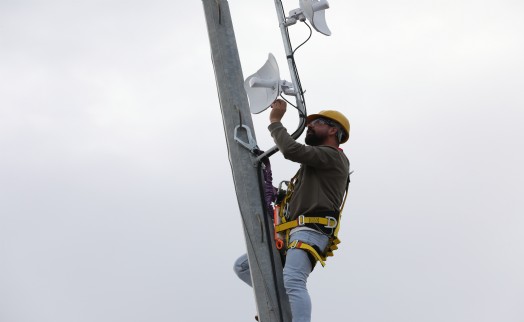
left=305, top=130, right=324, bottom=146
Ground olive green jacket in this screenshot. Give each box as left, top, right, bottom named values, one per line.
left=269, top=122, right=350, bottom=220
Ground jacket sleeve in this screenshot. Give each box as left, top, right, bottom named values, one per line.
left=268, top=122, right=337, bottom=167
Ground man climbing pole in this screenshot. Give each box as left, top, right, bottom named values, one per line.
left=234, top=98, right=351, bottom=322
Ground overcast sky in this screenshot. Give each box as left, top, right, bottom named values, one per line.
left=1, top=1, right=523, bottom=322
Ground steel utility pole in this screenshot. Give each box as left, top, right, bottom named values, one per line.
left=202, top=1, right=291, bottom=321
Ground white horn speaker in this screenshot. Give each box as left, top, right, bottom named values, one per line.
left=299, top=0, right=331, bottom=36
left=244, top=53, right=281, bottom=114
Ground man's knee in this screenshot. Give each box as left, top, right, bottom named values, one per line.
left=233, top=254, right=253, bottom=287
left=233, top=254, right=249, bottom=276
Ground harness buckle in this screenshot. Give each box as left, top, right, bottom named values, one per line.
left=324, top=216, right=338, bottom=229
left=297, top=215, right=305, bottom=226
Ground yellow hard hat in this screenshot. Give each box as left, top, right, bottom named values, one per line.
left=307, top=110, right=350, bottom=143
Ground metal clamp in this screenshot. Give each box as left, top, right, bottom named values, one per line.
left=234, top=124, right=257, bottom=153
left=297, top=215, right=305, bottom=226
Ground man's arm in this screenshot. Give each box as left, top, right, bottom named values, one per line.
left=268, top=99, right=338, bottom=167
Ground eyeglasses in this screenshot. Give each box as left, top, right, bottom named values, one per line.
left=309, top=117, right=345, bottom=142
left=308, top=118, right=335, bottom=127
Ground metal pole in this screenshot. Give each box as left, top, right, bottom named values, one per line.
left=202, top=1, right=291, bottom=321
left=254, top=1, right=308, bottom=162
left=272, top=0, right=306, bottom=116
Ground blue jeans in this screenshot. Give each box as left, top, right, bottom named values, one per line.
left=234, top=230, right=330, bottom=322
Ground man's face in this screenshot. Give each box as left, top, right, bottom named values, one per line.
left=305, top=118, right=332, bottom=146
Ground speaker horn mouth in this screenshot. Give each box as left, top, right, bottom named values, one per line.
left=299, top=0, right=331, bottom=36
left=244, top=53, right=283, bottom=114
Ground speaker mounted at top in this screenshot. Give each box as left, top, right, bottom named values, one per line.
left=285, top=0, right=331, bottom=36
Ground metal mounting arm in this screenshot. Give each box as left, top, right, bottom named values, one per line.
left=255, top=1, right=308, bottom=163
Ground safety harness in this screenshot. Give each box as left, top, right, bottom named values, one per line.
left=273, top=172, right=350, bottom=267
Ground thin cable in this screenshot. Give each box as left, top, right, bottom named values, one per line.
left=279, top=94, right=297, bottom=109
left=292, top=22, right=313, bottom=55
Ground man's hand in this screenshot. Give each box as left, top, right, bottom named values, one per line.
left=270, top=99, right=287, bottom=123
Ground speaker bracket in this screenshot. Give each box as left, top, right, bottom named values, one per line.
left=284, top=9, right=306, bottom=27
left=280, top=80, right=296, bottom=95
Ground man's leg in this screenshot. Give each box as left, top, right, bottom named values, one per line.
left=283, top=247, right=313, bottom=322
left=283, top=230, right=329, bottom=322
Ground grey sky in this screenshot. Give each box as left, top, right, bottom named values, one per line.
left=1, top=1, right=523, bottom=321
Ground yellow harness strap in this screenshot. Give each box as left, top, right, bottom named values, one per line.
left=288, top=240, right=327, bottom=267
left=274, top=215, right=338, bottom=233
left=325, top=237, right=340, bottom=257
